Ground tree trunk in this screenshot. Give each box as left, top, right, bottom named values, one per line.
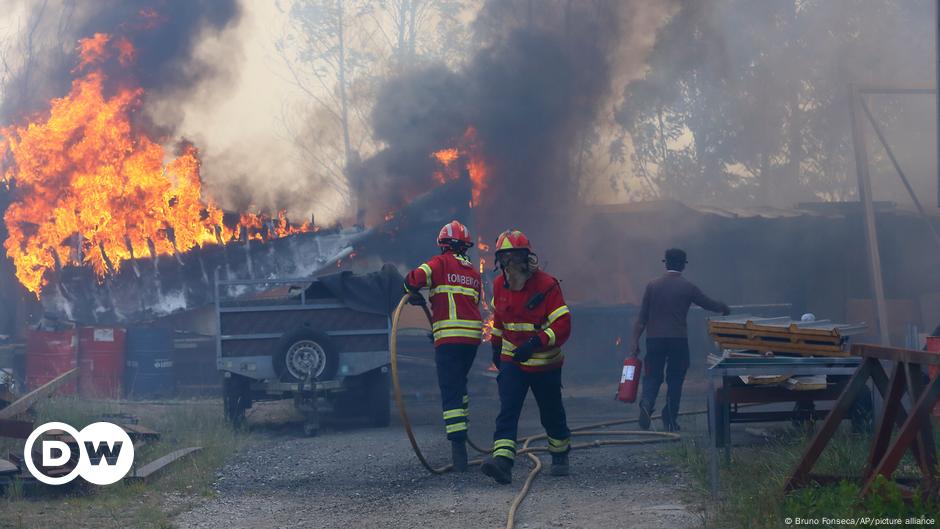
left=407, top=0, right=418, bottom=60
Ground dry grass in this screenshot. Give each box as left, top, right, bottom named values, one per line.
left=1, top=397, right=243, bottom=529
left=664, top=424, right=940, bottom=529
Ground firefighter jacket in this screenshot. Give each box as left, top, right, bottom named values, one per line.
left=491, top=269, right=571, bottom=372
left=405, top=252, right=483, bottom=347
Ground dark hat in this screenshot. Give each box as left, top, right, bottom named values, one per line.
left=663, top=248, right=687, bottom=264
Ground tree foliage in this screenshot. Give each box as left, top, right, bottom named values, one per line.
left=616, top=0, right=934, bottom=206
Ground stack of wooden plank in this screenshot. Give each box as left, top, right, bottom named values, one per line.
left=708, top=315, right=867, bottom=357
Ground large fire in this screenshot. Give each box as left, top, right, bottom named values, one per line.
left=431, top=127, right=489, bottom=207
left=0, top=33, right=312, bottom=296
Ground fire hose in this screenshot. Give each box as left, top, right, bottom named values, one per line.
left=390, top=294, right=688, bottom=529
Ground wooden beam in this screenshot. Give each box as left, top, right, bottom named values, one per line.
left=0, top=368, right=77, bottom=420
left=128, top=447, right=202, bottom=481
left=862, top=376, right=940, bottom=496
left=0, top=418, right=34, bottom=439
left=905, top=363, right=938, bottom=485
left=785, top=358, right=874, bottom=492
left=865, top=363, right=907, bottom=479
left=849, top=85, right=890, bottom=345
left=852, top=344, right=940, bottom=367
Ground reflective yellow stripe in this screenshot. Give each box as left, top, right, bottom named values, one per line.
left=448, top=293, right=457, bottom=320
left=446, top=423, right=468, bottom=434
left=491, top=327, right=502, bottom=337
left=432, top=319, right=483, bottom=331
left=547, top=437, right=570, bottom=453
left=500, top=340, right=516, bottom=353
left=544, top=328, right=556, bottom=347
left=531, top=348, right=561, bottom=359
left=430, top=285, right=479, bottom=299
left=493, top=448, right=514, bottom=458
left=418, top=263, right=433, bottom=288
left=499, top=348, right=563, bottom=366
left=462, top=395, right=470, bottom=405
left=522, top=352, right=564, bottom=366
left=503, top=322, right=537, bottom=331
left=546, top=305, right=570, bottom=325
left=434, top=329, right=483, bottom=340
left=443, top=409, right=468, bottom=420
left=493, top=439, right=516, bottom=450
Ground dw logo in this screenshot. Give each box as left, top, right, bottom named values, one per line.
left=24, top=422, right=135, bottom=485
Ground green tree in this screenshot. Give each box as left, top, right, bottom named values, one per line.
left=617, top=0, right=933, bottom=206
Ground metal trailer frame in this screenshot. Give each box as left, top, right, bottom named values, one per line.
left=214, top=270, right=392, bottom=435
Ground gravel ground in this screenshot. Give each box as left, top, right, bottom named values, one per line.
left=175, top=367, right=706, bottom=529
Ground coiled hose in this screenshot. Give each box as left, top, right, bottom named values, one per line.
left=389, top=294, right=685, bottom=529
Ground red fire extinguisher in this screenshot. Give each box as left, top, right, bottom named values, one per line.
left=617, top=356, right=642, bottom=403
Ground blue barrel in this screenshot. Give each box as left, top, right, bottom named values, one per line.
left=125, top=328, right=176, bottom=399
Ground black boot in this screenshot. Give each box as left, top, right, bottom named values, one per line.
left=481, top=455, right=513, bottom=484
left=549, top=451, right=569, bottom=476
left=662, top=404, right=681, bottom=432
left=451, top=440, right=468, bottom=472
left=638, top=401, right=652, bottom=431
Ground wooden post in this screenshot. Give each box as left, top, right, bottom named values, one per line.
left=848, top=85, right=890, bottom=345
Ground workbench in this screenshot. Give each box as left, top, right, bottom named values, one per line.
left=707, top=355, right=864, bottom=497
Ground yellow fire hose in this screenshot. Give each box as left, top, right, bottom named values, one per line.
left=389, top=294, right=687, bottom=528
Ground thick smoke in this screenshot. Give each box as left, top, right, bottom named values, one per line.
left=0, top=0, right=242, bottom=126
left=353, top=0, right=625, bottom=257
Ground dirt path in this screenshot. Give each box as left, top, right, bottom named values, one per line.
left=176, top=375, right=704, bottom=529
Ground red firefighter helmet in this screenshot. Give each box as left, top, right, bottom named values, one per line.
left=437, top=220, right=473, bottom=249
left=494, top=229, right=532, bottom=254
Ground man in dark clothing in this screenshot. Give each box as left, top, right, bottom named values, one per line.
left=631, top=248, right=730, bottom=431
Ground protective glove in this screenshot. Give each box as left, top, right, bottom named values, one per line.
left=491, top=340, right=502, bottom=368
left=408, top=293, right=427, bottom=306
left=512, top=335, right=543, bottom=363
left=403, top=281, right=427, bottom=306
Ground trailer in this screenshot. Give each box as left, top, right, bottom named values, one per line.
left=216, top=265, right=403, bottom=435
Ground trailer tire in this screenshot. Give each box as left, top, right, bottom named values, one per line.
left=366, top=367, right=391, bottom=428
left=274, top=327, right=339, bottom=383
left=223, top=373, right=251, bottom=429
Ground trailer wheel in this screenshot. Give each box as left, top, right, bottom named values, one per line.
left=223, top=373, right=251, bottom=429
left=274, top=328, right=338, bottom=383
left=366, top=367, right=391, bottom=428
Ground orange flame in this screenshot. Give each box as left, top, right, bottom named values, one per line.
left=1, top=34, right=313, bottom=295
left=430, top=127, right=490, bottom=206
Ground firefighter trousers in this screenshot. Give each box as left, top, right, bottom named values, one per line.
left=491, top=362, right=570, bottom=461
left=435, top=343, right=478, bottom=441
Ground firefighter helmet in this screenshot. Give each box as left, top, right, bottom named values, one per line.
left=494, top=230, right=531, bottom=254
left=438, top=220, right=473, bottom=250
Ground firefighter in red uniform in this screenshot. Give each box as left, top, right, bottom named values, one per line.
left=404, top=220, right=483, bottom=471
left=480, top=230, right=572, bottom=484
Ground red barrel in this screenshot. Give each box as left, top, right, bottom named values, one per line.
left=78, top=327, right=126, bottom=399
left=26, top=329, right=78, bottom=394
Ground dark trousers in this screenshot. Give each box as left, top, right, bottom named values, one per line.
left=491, top=362, right=570, bottom=460
left=639, top=337, right=690, bottom=424
left=435, top=343, right=478, bottom=441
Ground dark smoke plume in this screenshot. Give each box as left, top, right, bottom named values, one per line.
left=353, top=0, right=623, bottom=257
left=0, top=0, right=242, bottom=125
